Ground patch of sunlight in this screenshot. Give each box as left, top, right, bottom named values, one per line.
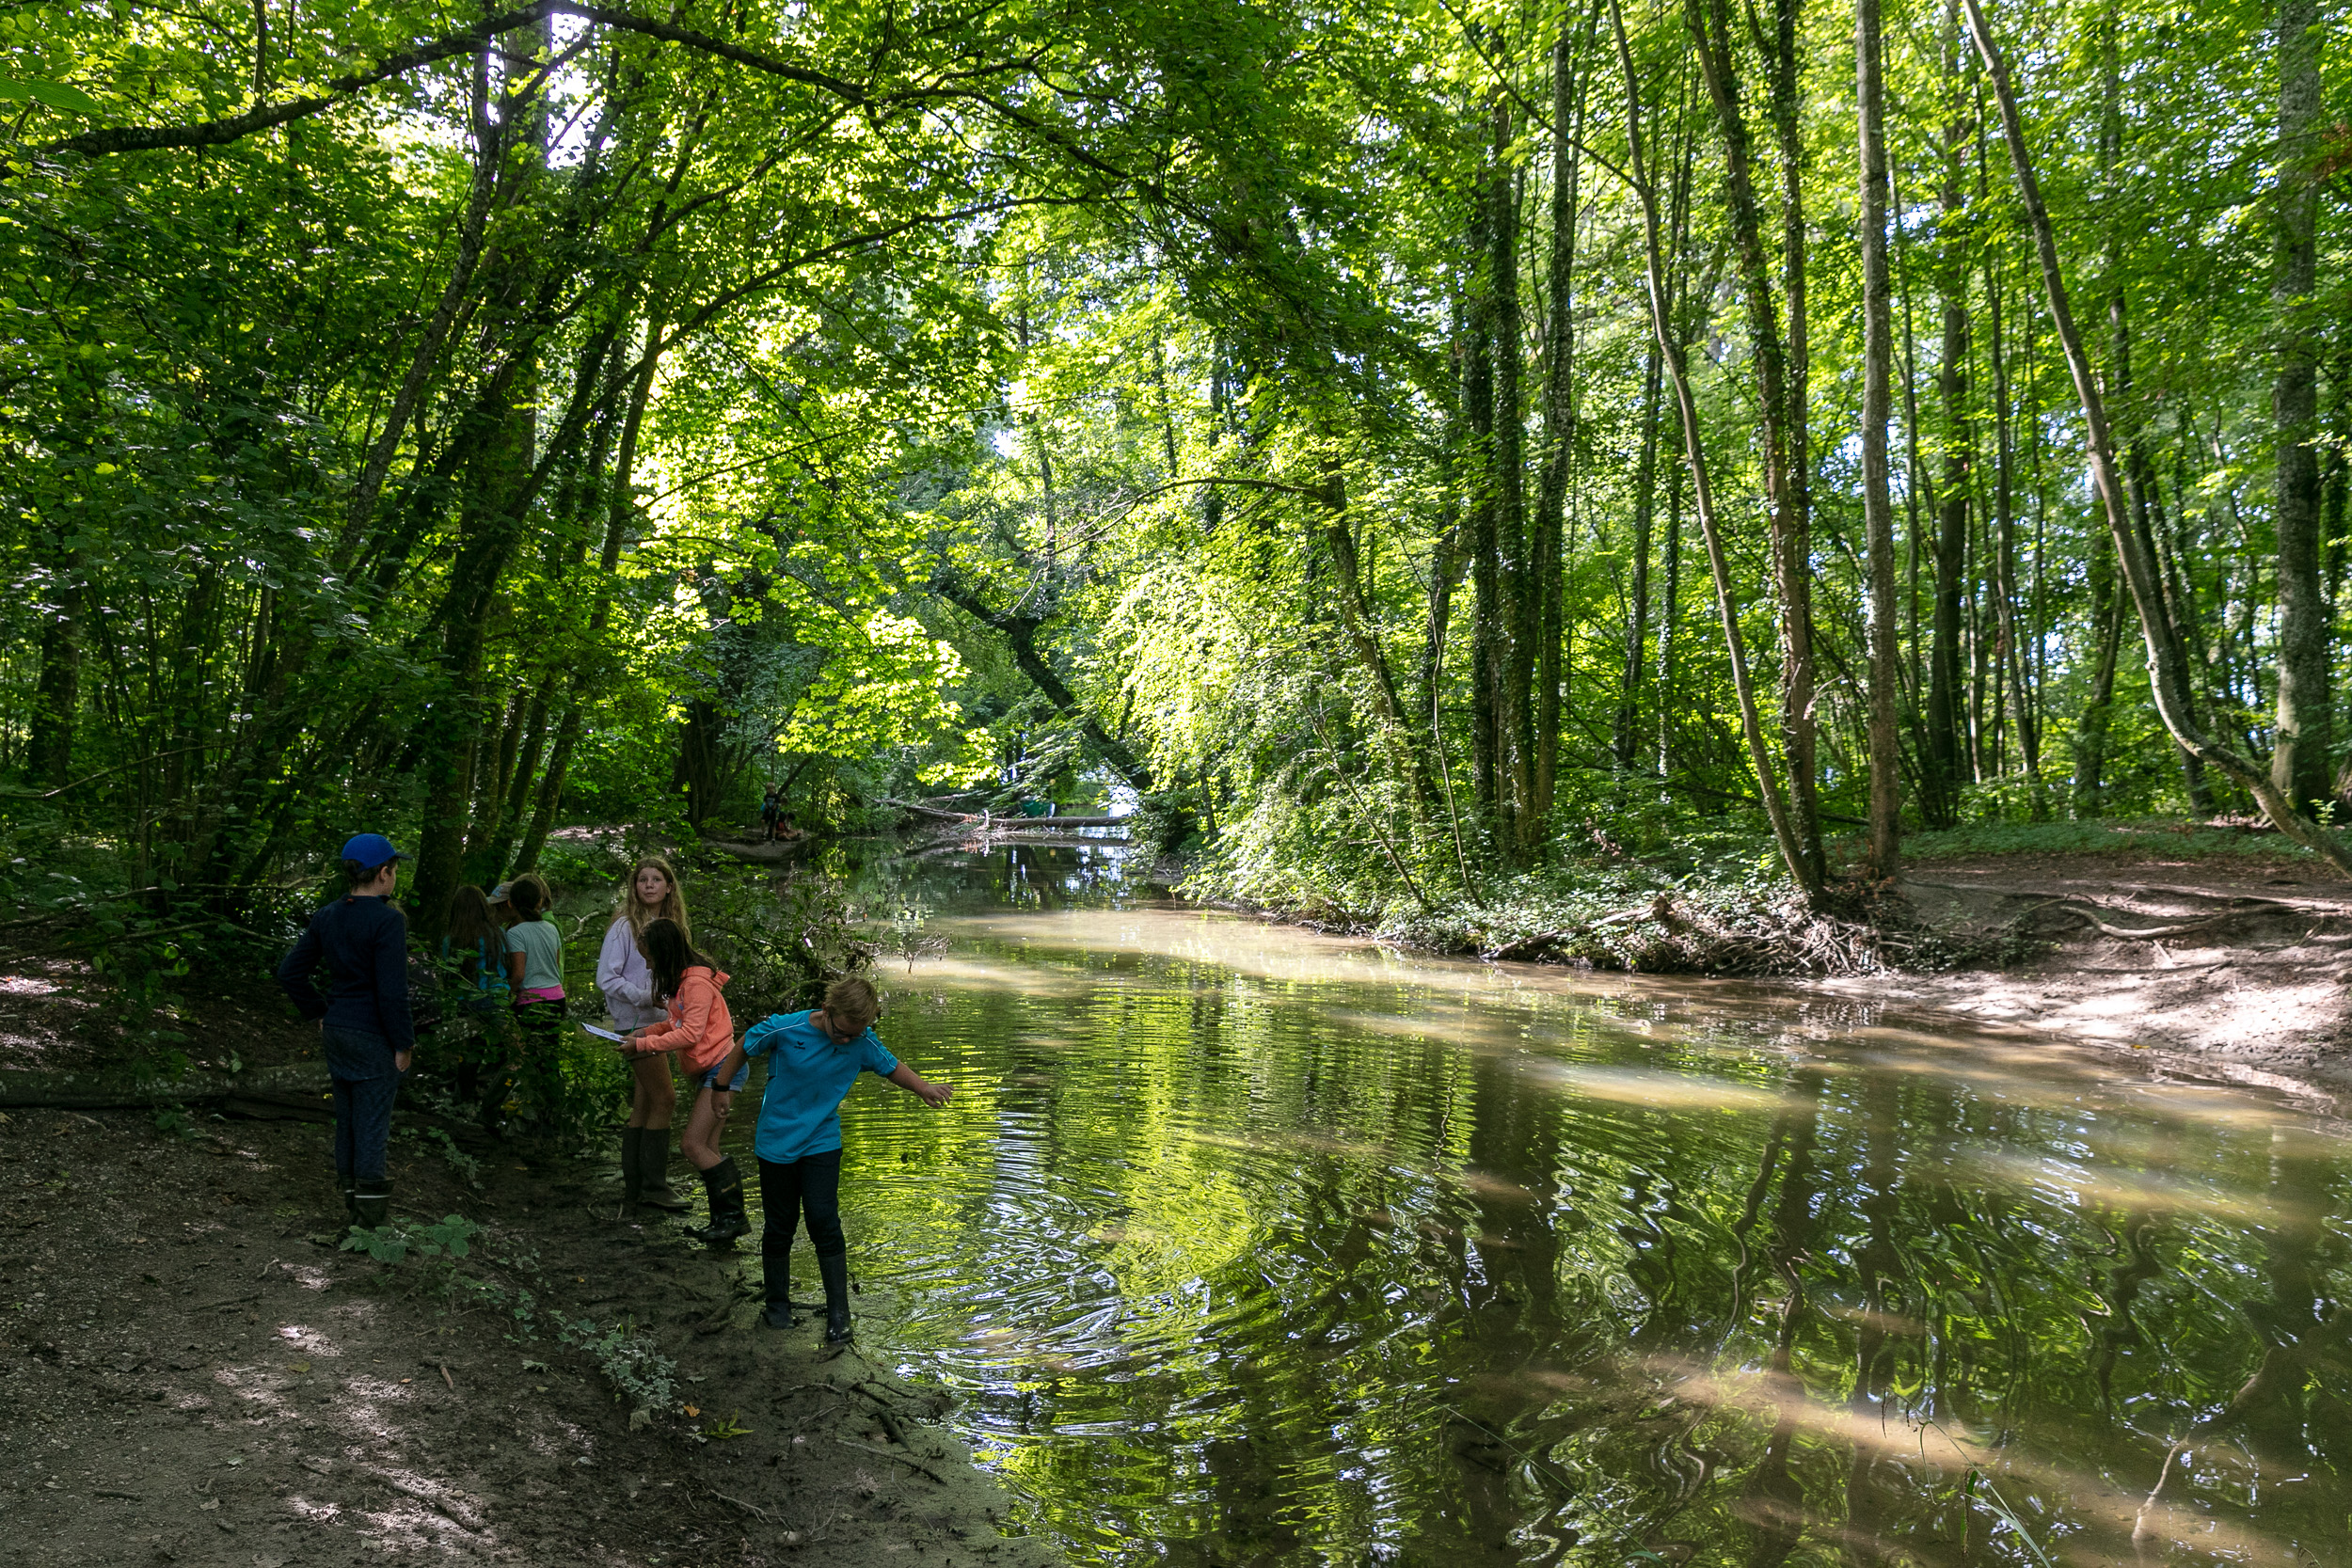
left=1960, top=1148, right=2280, bottom=1222
left=1532, top=1062, right=1791, bottom=1115
left=1666, top=1364, right=2296, bottom=1563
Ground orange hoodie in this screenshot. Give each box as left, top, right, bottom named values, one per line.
left=631, top=967, right=736, bottom=1075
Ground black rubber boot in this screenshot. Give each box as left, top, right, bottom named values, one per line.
left=339, top=1179, right=358, bottom=1227
left=685, top=1157, right=749, bottom=1248
left=637, top=1127, right=691, bottom=1212
left=761, top=1238, right=796, bottom=1329
left=818, top=1248, right=852, bottom=1345
left=619, top=1128, right=644, bottom=1211
left=353, top=1184, right=390, bottom=1231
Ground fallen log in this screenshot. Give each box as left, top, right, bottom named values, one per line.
left=879, top=798, right=1131, bottom=831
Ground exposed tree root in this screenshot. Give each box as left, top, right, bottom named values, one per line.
left=1470, top=885, right=2010, bottom=978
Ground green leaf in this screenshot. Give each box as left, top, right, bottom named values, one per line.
left=0, top=78, right=103, bottom=117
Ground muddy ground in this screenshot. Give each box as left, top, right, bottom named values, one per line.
left=0, top=970, right=1059, bottom=1568
left=1813, top=851, right=2352, bottom=1106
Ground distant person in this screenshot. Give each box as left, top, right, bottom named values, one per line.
left=759, top=786, right=782, bottom=843
left=495, top=873, right=566, bottom=1131
left=440, top=883, right=513, bottom=1130
left=618, top=918, right=748, bottom=1245
left=276, top=832, right=413, bottom=1231
left=596, top=855, right=691, bottom=1212
left=739, top=974, right=951, bottom=1345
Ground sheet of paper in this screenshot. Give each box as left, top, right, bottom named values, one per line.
left=579, top=1023, right=625, bottom=1042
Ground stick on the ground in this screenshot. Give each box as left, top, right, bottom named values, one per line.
left=698, top=1481, right=773, bottom=1521
left=835, top=1437, right=946, bottom=1483
left=2045, top=906, right=2236, bottom=941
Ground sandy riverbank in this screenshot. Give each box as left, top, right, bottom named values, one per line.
left=1809, top=852, right=2352, bottom=1107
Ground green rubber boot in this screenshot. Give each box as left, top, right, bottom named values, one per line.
left=637, top=1127, right=690, bottom=1212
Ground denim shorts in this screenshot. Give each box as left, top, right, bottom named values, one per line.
left=696, top=1058, right=750, bottom=1093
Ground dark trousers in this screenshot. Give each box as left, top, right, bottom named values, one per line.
left=511, top=999, right=568, bottom=1124
left=330, top=1074, right=402, bottom=1186
left=321, top=1023, right=402, bottom=1186
left=759, top=1148, right=846, bottom=1277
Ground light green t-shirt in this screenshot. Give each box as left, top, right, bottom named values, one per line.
left=504, top=920, right=564, bottom=993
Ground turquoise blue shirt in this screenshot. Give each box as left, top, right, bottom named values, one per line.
left=741, top=1009, right=900, bottom=1164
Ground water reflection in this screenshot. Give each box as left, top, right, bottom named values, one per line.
left=728, top=845, right=2352, bottom=1566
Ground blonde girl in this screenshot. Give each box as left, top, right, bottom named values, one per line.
left=597, top=855, right=691, bottom=1211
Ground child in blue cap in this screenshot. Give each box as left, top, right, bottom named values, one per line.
left=276, top=832, right=413, bottom=1230
left=741, top=974, right=949, bottom=1344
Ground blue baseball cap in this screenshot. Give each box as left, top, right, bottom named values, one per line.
left=340, top=832, right=410, bottom=869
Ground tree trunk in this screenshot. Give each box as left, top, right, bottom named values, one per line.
left=2270, top=0, right=2328, bottom=816
left=1466, top=171, right=1501, bottom=822
left=1685, top=0, right=1822, bottom=882
left=1768, top=0, right=1822, bottom=879
left=1655, top=92, right=1700, bottom=781
left=2073, top=533, right=2122, bottom=816
left=1533, top=8, right=1597, bottom=814
left=1962, top=0, right=2352, bottom=877
left=1488, top=108, right=1535, bottom=857
left=1925, top=3, right=1972, bottom=830
left=1613, top=0, right=1821, bottom=900
left=1421, top=304, right=1472, bottom=736
left=479, top=674, right=553, bottom=879
left=512, top=703, right=577, bottom=876
left=1858, top=0, right=1902, bottom=879
left=1616, top=348, right=1661, bottom=770
left=1986, top=253, right=2033, bottom=800
left=1315, top=441, right=1426, bottom=801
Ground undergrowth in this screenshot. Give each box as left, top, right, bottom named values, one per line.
left=1888, top=816, right=2319, bottom=863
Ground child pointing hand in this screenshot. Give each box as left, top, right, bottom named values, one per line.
left=740, top=974, right=949, bottom=1344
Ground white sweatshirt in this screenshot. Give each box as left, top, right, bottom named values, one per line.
left=596, top=918, right=667, bottom=1030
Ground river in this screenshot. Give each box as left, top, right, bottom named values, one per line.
left=723, top=843, right=2352, bottom=1565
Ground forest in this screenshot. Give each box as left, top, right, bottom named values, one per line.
left=1, top=0, right=2346, bottom=938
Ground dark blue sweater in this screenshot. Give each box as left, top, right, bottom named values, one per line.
left=277, top=895, right=415, bottom=1053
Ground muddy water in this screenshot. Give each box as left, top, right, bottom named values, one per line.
left=728, top=847, right=2352, bottom=1566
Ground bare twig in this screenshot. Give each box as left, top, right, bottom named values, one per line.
left=834, top=1437, right=946, bottom=1483
left=697, top=1481, right=773, bottom=1521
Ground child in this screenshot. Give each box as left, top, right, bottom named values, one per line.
left=619, top=919, right=748, bottom=1244
left=739, top=974, right=950, bottom=1344
left=276, top=832, right=414, bottom=1230
left=596, top=856, right=691, bottom=1211
left=441, top=883, right=514, bottom=1130
left=497, top=873, right=566, bottom=1128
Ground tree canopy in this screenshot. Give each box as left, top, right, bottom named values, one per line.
left=3, top=0, right=2346, bottom=927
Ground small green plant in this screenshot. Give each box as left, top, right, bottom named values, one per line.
left=698, top=1410, right=753, bottom=1440
left=339, top=1213, right=484, bottom=1265
left=151, top=1105, right=199, bottom=1140
left=558, top=1314, right=677, bottom=1414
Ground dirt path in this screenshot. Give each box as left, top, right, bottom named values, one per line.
left=0, top=1095, right=1056, bottom=1568
left=1811, top=852, right=2352, bottom=1105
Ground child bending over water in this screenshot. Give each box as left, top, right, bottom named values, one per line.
left=740, top=974, right=949, bottom=1344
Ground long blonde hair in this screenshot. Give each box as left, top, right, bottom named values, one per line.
left=613, top=855, right=691, bottom=941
